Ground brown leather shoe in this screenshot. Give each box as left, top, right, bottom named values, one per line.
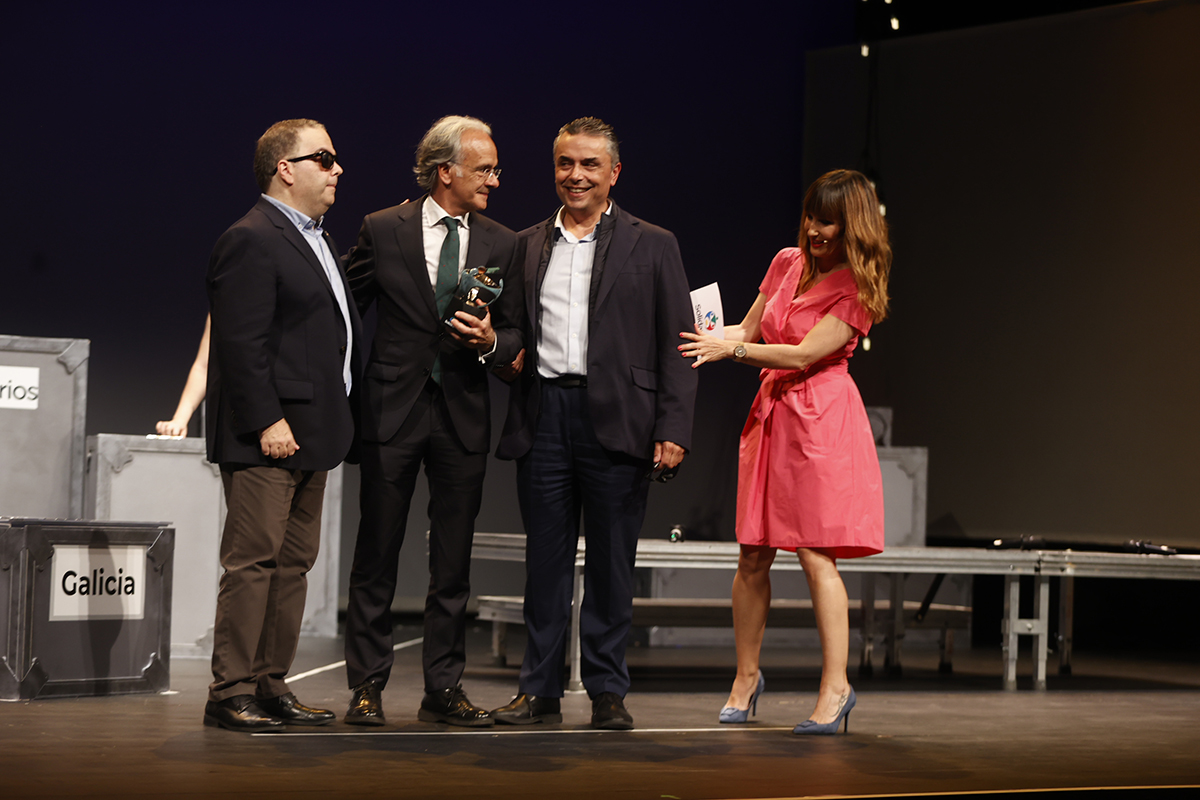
left=345, top=680, right=386, bottom=727
left=591, top=692, right=634, bottom=730
left=203, top=695, right=285, bottom=732
left=492, top=693, right=563, bottom=725
left=418, top=685, right=494, bottom=727
left=258, top=692, right=335, bottom=726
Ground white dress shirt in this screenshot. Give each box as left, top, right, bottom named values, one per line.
left=422, top=195, right=470, bottom=288
left=537, top=203, right=612, bottom=378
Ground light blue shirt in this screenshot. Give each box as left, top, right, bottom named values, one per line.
left=262, top=194, right=353, bottom=395
left=537, top=202, right=612, bottom=378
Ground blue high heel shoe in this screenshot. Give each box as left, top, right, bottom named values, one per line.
left=792, top=687, right=856, bottom=735
left=718, top=671, right=765, bottom=724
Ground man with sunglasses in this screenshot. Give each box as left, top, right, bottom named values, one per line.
left=203, top=119, right=360, bottom=732
left=342, top=116, right=521, bottom=727
left=491, top=118, right=696, bottom=729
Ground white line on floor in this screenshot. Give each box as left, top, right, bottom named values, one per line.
left=255, top=726, right=795, bottom=737
left=288, top=637, right=424, bottom=682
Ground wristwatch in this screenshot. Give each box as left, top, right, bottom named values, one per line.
left=733, top=344, right=747, bottom=359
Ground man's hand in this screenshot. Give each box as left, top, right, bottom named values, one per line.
left=653, top=440, right=686, bottom=470
left=260, top=418, right=299, bottom=459
left=448, top=306, right=496, bottom=351
left=494, top=347, right=525, bottom=381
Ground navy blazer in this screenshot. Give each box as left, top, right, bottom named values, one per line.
left=206, top=197, right=363, bottom=471
left=497, top=202, right=697, bottom=461
left=345, top=198, right=521, bottom=453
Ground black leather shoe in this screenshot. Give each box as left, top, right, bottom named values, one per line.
left=492, top=693, right=563, bottom=725
left=591, top=692, right=634, bottom=730
left=418, top=685, right=494, bottom=727
left=203, top=695, right=285, bottom=732
left=258, top=692, right=335, bottom=726
left=345, top=680, right=386, bottom=727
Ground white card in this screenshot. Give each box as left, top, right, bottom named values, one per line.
left=689, top=282, right=725, bottom=341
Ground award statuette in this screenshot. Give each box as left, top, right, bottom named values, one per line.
left=443, top=267, right=504, bottom=327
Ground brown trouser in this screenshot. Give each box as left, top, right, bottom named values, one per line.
left=209, top=465, right=326, bottom=702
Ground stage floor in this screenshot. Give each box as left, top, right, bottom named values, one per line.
left=2, top=623, right=1198, bottom=799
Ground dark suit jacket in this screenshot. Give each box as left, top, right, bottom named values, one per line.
left=497, top=202, right=697, bottom=461
left=345, top=197, right=521, bottom=453
left=205, top=196, right=363, bottom=471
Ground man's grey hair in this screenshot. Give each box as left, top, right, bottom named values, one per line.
left=413, top=115, right=492, bottom=191
left=553, top=117, right=620, bottom=165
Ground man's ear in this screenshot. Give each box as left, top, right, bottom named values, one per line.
left=276, top=159, right=296, bottom=187
left=437, top=162, right=455, bottom=188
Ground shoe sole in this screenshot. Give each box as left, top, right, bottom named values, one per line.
left=344, top=714, right=387, bottom=727
left=418, top=708, right=495, bottom=727
left=493, top=713, right=563, bottom=725
left=269, top=715, right=335, bottom=726
left=591, top=718, right=634, bottom=730
left=202, top=714, right=283, bottom=733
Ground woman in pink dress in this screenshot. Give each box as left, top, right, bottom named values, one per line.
left=679, top=170, right=891, bottom=734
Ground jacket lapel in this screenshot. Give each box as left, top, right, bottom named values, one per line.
left=464, top=212, right=495, bottom=269
left=395, top=198, right=439, bottom=320
left=594, top=203, right=638, bottom=312
left=257, top=198, right=335, bottom=296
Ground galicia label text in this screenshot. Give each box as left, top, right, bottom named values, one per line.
left=49, top=545, right=147, bottom=621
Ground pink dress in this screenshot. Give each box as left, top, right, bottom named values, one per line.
left=736, top=248, right=884, bottom=559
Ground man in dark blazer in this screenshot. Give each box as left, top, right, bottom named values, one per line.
left=204, top=119, right=361, bottom=732
left=492, top=118, right=697, bottom=729
left=342, top=116, right=521, bottom=727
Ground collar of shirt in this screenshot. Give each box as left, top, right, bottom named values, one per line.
left=553, top=200, right=612, bottom=243
left=262, top=193, right=324, bottom=233
left=423, top=195, right=471, bottom=232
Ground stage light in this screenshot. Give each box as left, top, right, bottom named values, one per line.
left=862, top=43, right=870, bottom=56
left=891, top=17, right=900, bottom=30
left=862, top=337, right=872, bottom=351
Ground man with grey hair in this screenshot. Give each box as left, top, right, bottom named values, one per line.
left=492, top=117, right=696, bottom=729
left=342, top=115, right=521, bottom=727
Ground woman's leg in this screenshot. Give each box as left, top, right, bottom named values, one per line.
left=726, top=545, right=776, bottom=708
left=797, top=547, right=852, bottom=723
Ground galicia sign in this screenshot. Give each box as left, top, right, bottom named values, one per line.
left=49, top=545, right=147, bottom=621
left=0, top=365, right=40, bottom=410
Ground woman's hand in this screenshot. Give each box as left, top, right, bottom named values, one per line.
left=678, top=330, right=736, bottom=368
left=155, top=418, right=189, bottom=437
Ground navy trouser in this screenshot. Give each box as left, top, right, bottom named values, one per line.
left=516, top=384, right=650, bottom=699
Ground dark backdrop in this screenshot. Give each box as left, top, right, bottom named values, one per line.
left=803, top=0, right=1200, bottom=548
left=3, top=0, right=854, bottom=545
left=6, top=1, right=1199, bottom=558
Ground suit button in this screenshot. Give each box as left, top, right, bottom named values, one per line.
left=339, top=345, right=346, bottom=356
left=422, top=368, right=431, bottom=376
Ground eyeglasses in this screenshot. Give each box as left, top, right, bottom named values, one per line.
left=455, top=163, right=502, bottom=180
left=286, top=150, right=340, bottom=170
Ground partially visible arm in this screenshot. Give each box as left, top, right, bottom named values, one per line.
left=652, top=232, right=699, bottom=457
left=679, top=312, right=856, bottom=371
left=156, top=315, right=210, bottom=436
left=344, top=215, right=380, bottom=316
left=208, top=225, right=284, bottom=438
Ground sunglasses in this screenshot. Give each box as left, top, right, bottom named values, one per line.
left=286, top=150, right=340, bottom=170
left=645, top=462, right=680, bottom=484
